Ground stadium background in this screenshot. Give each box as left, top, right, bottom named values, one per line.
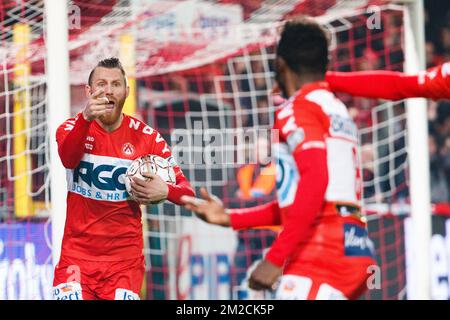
left=0, top=0, right=449, bottom=300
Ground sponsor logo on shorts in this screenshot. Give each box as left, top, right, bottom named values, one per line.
left=276, top=275, right=312, bottom=300
left=282, top=280, right=296, bottom=292
left=115, top=288, right=140, bottom=300
left=53, top=282, right=83, bottom=300
left=344, top=224, right=375, bottom=257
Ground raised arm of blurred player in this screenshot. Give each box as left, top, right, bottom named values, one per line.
left=56, top=89, right=110, bottom=169
left=326, top=62, right=450, bottom=101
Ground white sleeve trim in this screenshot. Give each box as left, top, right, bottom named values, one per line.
left=300, top=141, right=326, bottom=151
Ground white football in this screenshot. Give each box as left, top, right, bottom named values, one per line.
left=124, top=155, right=176, bottom=203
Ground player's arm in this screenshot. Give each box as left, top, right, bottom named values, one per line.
left=182, top=188, right=281, bottom=228
left=166, top=162, right=195, bottom=205
left=264, top=147, right=328, bottom=266
left=56, top=89, right=110, bottom=169
left=56, top=114, right=91, bottom=169
left=264, top=103, right=329, bottom=268
left=326, top=62, right=450, bottom=101
left=247, top=146, right=328, bottom=290
left=229, top=201, right=281, bottom=229
left=247, top=102, right=329, bottom=290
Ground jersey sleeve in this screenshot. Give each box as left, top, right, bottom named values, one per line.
left=419, top=62, right=450, bottom=100
left=279, top=99, right=329, bottom=153
left=326, top=62, right=450, bottom=101
left=149, top=130, right=195, bottom=205
left=56, top=113, right=91, bottom=169
left=229, top=201, right=282, bottom=230
left=265, top=101, right=329, bottom=267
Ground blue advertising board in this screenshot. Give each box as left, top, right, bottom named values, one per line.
left=0, top=221, right=53, bottom=299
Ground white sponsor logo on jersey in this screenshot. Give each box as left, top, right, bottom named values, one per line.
left=67, top=153, right=133, bottom=202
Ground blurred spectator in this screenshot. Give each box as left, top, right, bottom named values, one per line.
left=433, top=101, right=450, bottom=203
left=429, top=134, right=450, bottom=203
left=442, top=136, right=450, bottom=197
left=232, top=54, right=270, bottom=127
left=426, top=41, right=438, bottom=68
left=361, top=143, right=376, bottom=201
left=424, top=1, right=450, bottom=205
left=235, top=136, right=275, bottom=200
left=357, top=48, right=381, bottom=71
left=256, top=96, right=270, bottom=126
left=440, top=102, right=450, bottom=134
left=337, top=49, right=351, bottom=72
left=437, top=25, right=450, bottom=60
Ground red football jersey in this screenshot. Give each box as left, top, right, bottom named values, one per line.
left=231, top=82, right=374, bottom=270
left=56, top=113, right=194, bottom=261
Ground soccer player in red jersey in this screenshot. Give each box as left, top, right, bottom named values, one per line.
left=182, top=17, right=377, bottom=300
left=326, top=62, right=450, bottom=101
left=52, top=58, right=195, bottom=300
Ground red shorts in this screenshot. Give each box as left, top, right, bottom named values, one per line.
left=278, top=257, right=375, bottom=299
left=53, top=255, right=145, bottom=300
left=279, top=209, right=377, bottom=300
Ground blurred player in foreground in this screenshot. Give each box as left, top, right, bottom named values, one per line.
left=53, top=57, right=194, bottom=300
left=182, top=17, right=376, bottom=300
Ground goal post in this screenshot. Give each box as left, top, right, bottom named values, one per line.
left=403, top=0, right=432, bottom=300
left=44, top=0, right=71, bottom=267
